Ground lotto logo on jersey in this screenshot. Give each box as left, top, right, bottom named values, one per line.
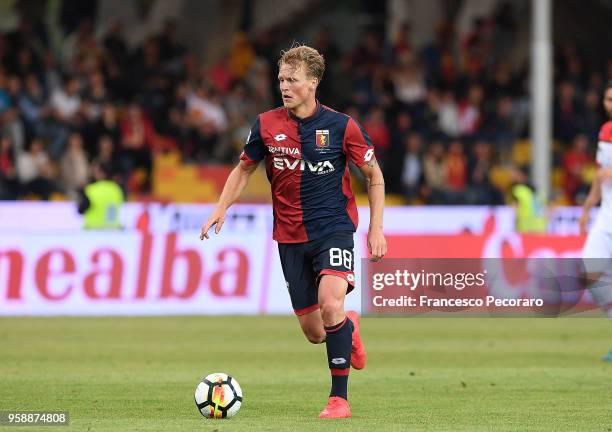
left=316, top=130, right=330, bottom=148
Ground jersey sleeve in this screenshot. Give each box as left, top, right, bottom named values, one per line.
left=596, top=121, right=612, bottom=167
left=239, top=116, right=267, bottom=166
left=343, top=117, right=375, bottom=167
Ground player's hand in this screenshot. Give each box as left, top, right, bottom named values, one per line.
left=200, top=206, right=227, bottom=240
left=368, top=227, right=387, bottom=261
left=578, top=211, right=589, bottom=235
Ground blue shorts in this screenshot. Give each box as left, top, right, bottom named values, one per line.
left=278, top=232, right=355, bottom=315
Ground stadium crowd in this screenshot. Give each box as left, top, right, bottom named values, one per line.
left=0, top=4, right=610, bottom=205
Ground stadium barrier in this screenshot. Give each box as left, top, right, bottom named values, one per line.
left=0, top=203, right=594, bottom=316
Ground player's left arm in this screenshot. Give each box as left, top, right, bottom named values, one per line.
left=579, top=172, right=602, bottom=234
left=358, top=158, right=387, bottom=261
left=597, top=167, right=612, bottom=181
left=344, top=116, right=387, bottom=260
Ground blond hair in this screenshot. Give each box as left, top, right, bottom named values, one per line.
left=278, top=44, right=325, bottom=83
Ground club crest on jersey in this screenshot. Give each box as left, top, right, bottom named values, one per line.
left=316, top=130, right=330, bottom=148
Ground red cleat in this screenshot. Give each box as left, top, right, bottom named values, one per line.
left=347, top=311, right=366, bottom=370
left=318, top=396, right=352, bottom=419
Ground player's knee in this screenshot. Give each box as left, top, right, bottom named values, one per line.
left=319, top=299, right=343, bottom=322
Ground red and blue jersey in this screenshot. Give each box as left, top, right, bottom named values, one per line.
left=240, top=103, right=374, bottom=243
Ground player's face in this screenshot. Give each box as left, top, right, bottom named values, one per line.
left=278, top=62, right=317, bottom=111
left=604, top=88, right=612, bottom=118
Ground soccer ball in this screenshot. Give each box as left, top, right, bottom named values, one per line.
left=194, top=372, right=243, bottom=419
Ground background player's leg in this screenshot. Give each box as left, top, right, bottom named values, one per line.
left=297, top=309, right=326, bottom=344
left=319, top=275, right=352, bottom=404
left=582, top=231, right=612, bottom=360
left=583, top=231, right=612, bottom=316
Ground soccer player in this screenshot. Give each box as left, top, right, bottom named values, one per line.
left=579, top=80, right=612, bottom=360
left=200, top=44, right=387, bottom=418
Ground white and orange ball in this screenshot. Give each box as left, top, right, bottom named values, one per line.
left=194, top=373, right=243, bottom=419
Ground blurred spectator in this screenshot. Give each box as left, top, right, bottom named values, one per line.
left=484, top=96, right=519, bottom=159
left=92, top=135, right=118, bottom=171
left=457, top=84, right=484, bottom=136
left=446, top=140, right=467, bottom=197
left=438, top=90, right=460, bottom=138
left=187, top=85, right=227, bottom=161
left=87, top=103, right=121, bottom=157
left=11, top=47, right=42, bottom=79
left=61, top=20, right=95, bottom=70
left=120, top=103, right=154, bottom=191
left=224, top=80, right=256, bottom=162
left=157, top=19, right=186, bottom=66
left=229, top=33, right=256, bottom=79
left=392, top=53, right=427, bottom=106
left=41, top=50, right=61, bottom=95
left=400, top=132, right=423, bottom=202
left=311, top=25, right=340, bottom=103
left=103, top=19, right=128, bottom=66
left=49, top=75, right=82, bottom=157
left=82, top=71, right=108, bottom=122
left=386, top=111, right=412, bottom=190
left=129, top=36, right=163, bottom=98
left=19, top=74, right=50, bottom=134
left=0, top=135, right=19, bottom=199
left=459, top=17, right=489, bottom=88
left=16, top=137, right=58, bottom=199
left=352, top=30, right=383, bottom=74
left=389, top=22, right=413, bottom=59
left=166, top=81, right=191, bottom=158
left=246, top=59, right=273, bottom=114
left=363, top=106, right=390, bottom=164
left=208, top=56, right=235, bottom=95
left=563, top=134, right=594, bottom=204
left=0, top=34, right=7, bottom=69
left=582, top=88, right=604, bottom=142
left=467, top=140, right=503, bottom=204
left=225, top=80, right=256, bottom=124
left=60, top=131, right=89, bottom=198
left=60, top=0, right=96, bottom=37
left=420, top=88, right=441, bottom=134
left=485, top=63, right=518, bottom=101
left=422, top=140, right=448, bottom=203
left=0, top=69, right=25, bottom=156
left=420, top=21, right=456, bottom=87
left=554, top=81, right=582, bottom=143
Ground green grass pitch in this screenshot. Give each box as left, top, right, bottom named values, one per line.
left=1, top=316, right=611, bottom=431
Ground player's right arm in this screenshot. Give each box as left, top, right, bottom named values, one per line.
left=200, top=116, right=267, bottom=240
left=200, top=160, right=258, bottom=239
left=579, top=175, right=601, bottom=235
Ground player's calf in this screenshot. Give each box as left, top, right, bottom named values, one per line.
left=324, top=316, right=353, bottom=400
left=297, top=307, right=326, bottom=344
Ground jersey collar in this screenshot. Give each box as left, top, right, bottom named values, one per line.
left=287, top=100, right=323, bottom=123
